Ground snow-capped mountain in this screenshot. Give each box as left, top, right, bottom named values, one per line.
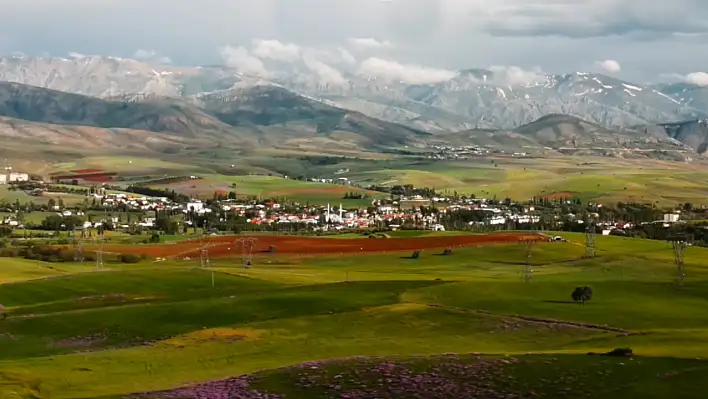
left=0, top=55, right=705, bottom=134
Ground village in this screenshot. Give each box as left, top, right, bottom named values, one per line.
left=0, top=178, right=691, bottom=239
left=0, top=164, right=697, bottom=240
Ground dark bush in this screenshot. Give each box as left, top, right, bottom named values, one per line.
left=0, top=248, right=21, bottom=258
left=572, top=286, right=593, bottom=304
left=603, top=348, right=633, bottom=357
left=119, top=254, right=142, bottom=264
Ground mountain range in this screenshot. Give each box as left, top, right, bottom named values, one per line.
left=0, top=54, right=707, bottom=158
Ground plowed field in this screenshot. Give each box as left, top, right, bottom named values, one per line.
left=93, top=233, right=548, bottom=259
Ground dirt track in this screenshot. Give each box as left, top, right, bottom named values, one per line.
left=96, top=233, right=548, bottom=259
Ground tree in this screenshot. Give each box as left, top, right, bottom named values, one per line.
left=571, top=286, right=593, bottom=304
left=0, top=226, right=12, bottom=238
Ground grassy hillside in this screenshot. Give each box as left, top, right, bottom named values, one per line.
left=0, top=234, right=707, bottom=397
left=152, top=175, right=387, bottom=206
left=4, top=150, right=708, bottom=207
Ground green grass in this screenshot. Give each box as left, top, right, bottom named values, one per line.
left=249, top=354, right=708, bottom=399
left=1, top=233, right=708, bottom=398
left=154, top=175, right=387, bottom=206
left=336, top=157, right=708, bottom=205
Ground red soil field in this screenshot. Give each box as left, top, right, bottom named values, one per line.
left=95, top=232, right=548, bottom=259
left=71, top=169, right=106, bottom=174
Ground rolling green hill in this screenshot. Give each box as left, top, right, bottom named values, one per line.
left=1, top=234, right=708, bottom=397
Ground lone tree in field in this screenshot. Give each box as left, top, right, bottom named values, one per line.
left=572, top=286, right=593, bottom=304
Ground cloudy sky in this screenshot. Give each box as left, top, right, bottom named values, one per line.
left=1, top=0, right=707, bottom=83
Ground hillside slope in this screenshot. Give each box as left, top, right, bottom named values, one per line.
left=192, top=85, right=430, bottom=148
left=435, top=114, right=689, bottom=159
left=0, top=82, right=428, bottom=153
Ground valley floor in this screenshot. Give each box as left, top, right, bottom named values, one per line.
left=1, top=233, right=707, bottom=397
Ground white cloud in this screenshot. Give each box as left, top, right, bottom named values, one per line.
left=134, top=49, right=157, bottom=59
left=359, top=57, right=456, bottom=84
left=487, top=65, right=546, bottom=86
left=219, top=45, right=267, bottom=76
left=302, top=56, right=348, bottom=86
left=67, top=52, right=86, bottom=59
left=251, top=39, right=301, bottom=61
left=133, top=49, right=172, bottom=64
left=596, top=59, right=621, bottom=73
left=684, top=72, right=708, bottom=86
left=348, top=37, right=393, bottom=49
left=337, top=48, right=357, bottom=65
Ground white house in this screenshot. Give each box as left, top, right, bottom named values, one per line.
left=185, top=201, right=205, bottom=213
left=9, top=173, right=29, bottom=182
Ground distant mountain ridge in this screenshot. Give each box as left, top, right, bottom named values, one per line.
left=1, top=55, right=708, bottom=158
left=1, top=55, right=706, bottom=134
left=0, top=81, right=429, bottom=154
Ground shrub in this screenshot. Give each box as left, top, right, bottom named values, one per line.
left=572, top=286, right=593, bottom=304
left=0, top=248, right=21, bottom=258
left=119, top=254, right=142, bottom=264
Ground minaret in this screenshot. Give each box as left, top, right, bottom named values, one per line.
left=4, top=159, right=11, bottom=183
left=326, top=204, right=331, bottom=223
left=339, top=203, right=343, bottom=221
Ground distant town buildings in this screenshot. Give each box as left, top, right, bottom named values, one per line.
left=0, top=163, right=29, bottom=184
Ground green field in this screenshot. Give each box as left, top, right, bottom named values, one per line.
left=152, top=175, right=387, bottom=206
left=0, top=233, right=707, bottom=398
left=6, top=153, right=708, bottom=207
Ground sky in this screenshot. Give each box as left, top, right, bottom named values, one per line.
left=1, top=0, right=707, bottom=84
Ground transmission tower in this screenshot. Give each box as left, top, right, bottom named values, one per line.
left=199, top=236, right=210, bottom=268
left=522, top=240, right=535, bottom=283
left=73, top=235, right=85, bottom=263
left=235, top=237, right=258, bottom=269
left=669, top=235, right=690, bottom=285
left=584, top=223, right=597, bottom=258
left=95, top=238, right=105, bottom=269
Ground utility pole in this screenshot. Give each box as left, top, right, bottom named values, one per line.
left=523, top=240, right=534, bottom=283
left=96, top=238, right=104, bottom=269
left=199, top=235, right=210, bottom=268
left=584, top=222, right=597, bottom=258
left=74, top=234, right=85, bottom=263
left=235, top=237, right=258, bottom=269
left=669, top=235, right=690, bottom=285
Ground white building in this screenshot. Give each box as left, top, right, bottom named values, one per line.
left=0, top=172, right=28, bottom=184
left=185, top=201, right=205, bottom=213
left=9, top=173, right=29, bottom=182
left=663, top=213, right=680, bottom=223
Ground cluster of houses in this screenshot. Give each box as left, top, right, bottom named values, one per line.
left=0, top=166, right=29, bottom=185
left=424, top=145, right=530, bottom=161
left=0, top=183, right=689, bottom=234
